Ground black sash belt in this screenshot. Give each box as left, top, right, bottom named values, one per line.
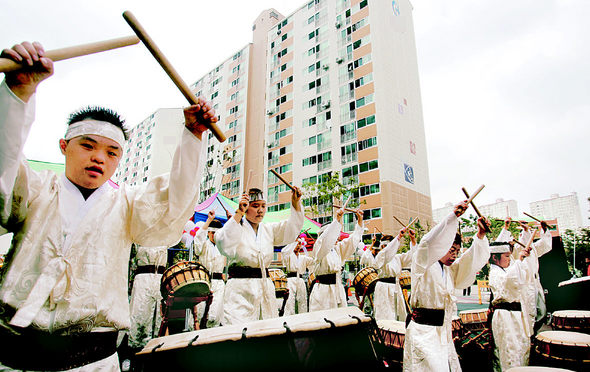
left=0, top=327, right=118, bottom=371
left=136, top=265, right=166, bottom=275
left=411, top=308, right=445, bottom=327
left=492, top=301, right=521, bottom=312
left=211, top=272, right=224, bottom=280
left=287, top=272, right=299, bottom=278
left=316, top=273, right=337, bottom=285
left=228, top=266, right=268, bottom=279
left=379, top=277, right=397, bottom=284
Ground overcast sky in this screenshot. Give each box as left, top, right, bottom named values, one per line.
left=1, top=0, right=588, bottom=223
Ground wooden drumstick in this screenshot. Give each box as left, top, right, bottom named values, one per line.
left=342, top=194, right=352, bottom=210
left=512, top=239, right=527, bottom=248
left=122, top=11, right=226, bottom=142
left=269, top=168, right=295, bottom=192
left=215, top=195, right=230, bottom=215
left=465, top=184, right=485, bottom=205
left=407, top=217, right=419, bottom=229
left=0, top=35, right=140, bottom=73
left=393, top=216, right=407, bottom=227
left=331, top=204, right=356, bottom=213
left=461, top=186, right=491, bottom=233
left=244, top=170, right=253, bottom=193
left=523, top=212, right=555, bottom=229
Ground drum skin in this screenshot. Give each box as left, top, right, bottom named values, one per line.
left=532, top=330, right=590, bottom=371
left=551, top=310, right=590, bottom=334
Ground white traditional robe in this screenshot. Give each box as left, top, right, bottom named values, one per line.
left=191, top=226, right=226, bottom=327
left=515, top=229, right=552, bottom=331
left=0, top=80, right=203, bottom=370
left=309, top=220, right=362, bottom=312
left=128, top=246, right=167, bottom=348
left=489, top=258, right=534, bottom=371
left=359, top=248, right=377, bottom=269
left=373, top=238, right=417, bottom=321
left=281, top=243, right=314, bottom=315
left=215, top=209, right=303, bottom=325
left=403, top=212, right=490, bottom=372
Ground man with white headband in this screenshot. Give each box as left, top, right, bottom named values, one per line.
left=0, top=41, right=216, bottom=370
left=188, top=210, right=226, bottom=328
left=372, top=229, right=418, bottom=321
left=280, top=234, right=314, bottom=315
left=215, top=186, right=303, bottom=325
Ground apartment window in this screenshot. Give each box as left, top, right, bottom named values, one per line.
left=357, top=115, right=376, bottom=129
left=360, top=183, right=380, bottom=197
left=231, top=78, right=240, bottom=87
left=308, top=28, right=319, bottom=40
left=308, top=78, right=322, bottom=90
left=359, top=159, right=379, bottom=173
left=363, top=208, right=381, bottom=221
left=211, top=91, right=218, bottom=100
left=357, top=137, right=377, bottom=151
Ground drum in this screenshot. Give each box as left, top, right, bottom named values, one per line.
left=160, top=261, right=211, bottom=299
left=352, top=267, right=378, bottom=296
left=136, top=307, right=381, bottom=371
left=452, top=314, right=463, bottom=343
left=307, top=272, right=316, bottom=293
left=375, top=319, right=405, bottom=368
left=551, top=310, right=590, bottom=334
left=532, top=330, right=590, bottom=371
left=397, top=270, right=411, bottom=289
left=459, top=308, right=488, bottom=331
left=268, top=268, right=288, bottom=298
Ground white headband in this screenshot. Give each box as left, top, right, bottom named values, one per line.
left=65, top=119, right=126, bottom=148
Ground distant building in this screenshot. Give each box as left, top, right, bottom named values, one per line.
left=432, top=202, right=453, bottom=224
left=478, top=198, right=519, bottom=220
left=529, top=192, right=583, bottom=232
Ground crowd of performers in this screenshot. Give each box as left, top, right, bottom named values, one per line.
left=0, top=41, right=557, bottom=371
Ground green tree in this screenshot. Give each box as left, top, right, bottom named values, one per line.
left=562, top=228, right=590, bottom=277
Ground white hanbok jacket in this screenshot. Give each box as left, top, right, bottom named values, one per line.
left=0, top=81, right=204, bottom=334
left=281, top=243, right=314, bottom=315
left=191, top=226, right=226, bottom=327
left=403, top=212, right=490, bottom=372
left=309, top=220, right=362, bottom=312
left=214, top=208, right=303, bottom=325
left=129, top=246, right=167, bottom=348
left=373, top=238, right=417, bottom=321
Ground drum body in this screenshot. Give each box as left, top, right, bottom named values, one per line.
left=353, top=267, right=378, bottom=296
left=160, top=261, right=211, bottom=301
left=136, top=307, right=382, bottom=371
left=375, top=319, right=405, bottom=369
left=307, top=272, right=316, bottom=293
left=397, top=270, right=411, bottom=289
left=459, top=309, right=488, bottom=331
left=551, top=310, right=590, bottom=334
left=452, top=315, right=463, bottom=344
left=268, top=268, right=289, bottom=298
left=532, top=330, right=590, bottom=371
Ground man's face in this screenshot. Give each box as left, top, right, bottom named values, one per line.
left=207, top=230, right=215, bottom=243
left=60, top=135, right=121, bottom=189
left=496, top=252, right=511, bottom=268
left=246, top=200, right=266, bottom=224
left=440, top=243, right=461, bottom=266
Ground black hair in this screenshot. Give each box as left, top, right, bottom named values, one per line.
left=209, top=219, right=223, bottom=230
left=453, top=232, right=462, bottom=246
left=381, top=234, right=395, bottom=242
left=67, top=106, right=129, bottom=141
left=490, top=253, right=503, bottom=265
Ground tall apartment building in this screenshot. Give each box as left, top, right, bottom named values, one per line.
left=478, top=199, right=519, bottom=220
left=114, top=108, right=185, bottom=186
left=529, top=192, right=583, bottom=232
left=192, top=0, right=432, bottom=235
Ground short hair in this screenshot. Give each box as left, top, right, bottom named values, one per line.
left=209, top=219, right=223, bottom=230
left=381, top=234, right=395, bottom=243
left=489, top=253, right=503, bottom=265
left=68, top=106, right=129, bottom=141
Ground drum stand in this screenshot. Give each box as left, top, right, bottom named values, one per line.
left=355, top=288, right=374, bottom=312
left=277, top=289, right=289, bottom=317
left=159, top=293, right=213, bottom=336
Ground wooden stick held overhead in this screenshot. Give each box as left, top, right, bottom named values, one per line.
left=331, top=205, right=356, bottom=213
left=0, top=35, right=140, bottom=73
left=461, top=186, right=491, bottom=233
left=122, top=11, right=226, bottom=142
left=269, top=169, right=295, bottom=192
left=393, top=216, right=407, bottom=227
left=523, top=212, right=541, bottom=223
left=244, top=170, right=253, bottom=193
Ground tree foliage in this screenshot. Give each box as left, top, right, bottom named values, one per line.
left=301, top=171, right=365, bottom=220
left=562, top=227, right=590, bottom=277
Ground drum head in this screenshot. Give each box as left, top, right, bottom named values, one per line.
left=536, top=330, right=590, bottom=346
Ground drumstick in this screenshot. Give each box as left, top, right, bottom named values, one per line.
left=407, top=217, right=419, bottom=229
left=393, top=216, right=407, bottom=227
left=342, top=194, right=352, bottom=210
left=244, top=170, right=253, bottom=193
left=216, top=195, right=230, bottom=215
left=122, top=11, right=226, bottom=142
left=461, top=186, right=491, bottom=233
left=512, top=239, right=527, bottom=248
left=464, top=184, right=485, bottom=205
left=331, top=204, right=356, bottom=213
left=0, top=35, right=140, bottom=73
left=269, top=168, right=295, bottom=192
left=522, top=212, right=555, bottom=229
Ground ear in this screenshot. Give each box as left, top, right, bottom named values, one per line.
left=59, top=139, right=68, bottom=155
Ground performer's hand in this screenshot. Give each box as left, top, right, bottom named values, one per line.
left=454, top=200, right=468, bottom=217
left=183, top=96, right=217, bottom=140
left=1, top=41, right=53, bottom=102
left=504, top=217, right=511, bottom=229
left=237, top=193, right=249, bottom=215
left=408, top=228, right=417, bottom=246
left=335, top=208, right=344, bottom=223
left=476, top=217, right=489, bottom=239
left=540, top=220, right=548, bottom=233
left=397, top=228, right=406, bottom=241
left=207, top=210, right=215, bottom=222
left=355, top=209, right=364, bottom=226
left=521, top=223, right=529, bottom=232
left=519, top=247, right=531, bottom=261
left=291, top=186, right=302, bottom=211
left=225, top=209, right=233, bottom=220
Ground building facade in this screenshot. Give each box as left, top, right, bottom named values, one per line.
left=478, top=198, right=519, bottom=220
left=529, top=192, right=583, bottom=232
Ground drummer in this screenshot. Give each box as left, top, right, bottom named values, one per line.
left=189, top=210, right=226, bottom=328
left=488, top=228, right=540, bottom=371
left=308, top=208, right=364, bottom=312
left=215, top=187, right=303, bottom=325
left=403, top=201, right=490, bottom=372
left=280, top=235, right=314, bottom=315
left=358, top=234, right=379, bottom=269
left=497, top=218, right=552, bottom=332
left=373, top=228, right=418, bottom=322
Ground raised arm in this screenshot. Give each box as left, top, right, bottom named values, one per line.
left=451, top=217, right=491, bottom=289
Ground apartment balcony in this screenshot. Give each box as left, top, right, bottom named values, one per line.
left=317, top=160, right=332, bottom=172
left=341, top=152, right=357, bottom=166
